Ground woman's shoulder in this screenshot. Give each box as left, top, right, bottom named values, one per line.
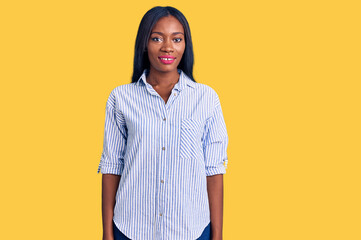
left=109, top=82, right=137, bottom=94
left=193, top=81, right=219, bottom=98
left=104, top=83, right=138, bottom=105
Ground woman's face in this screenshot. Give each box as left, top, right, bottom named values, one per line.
left=147, top=15, right=185, bottom=74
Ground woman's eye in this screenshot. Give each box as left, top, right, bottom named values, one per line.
left=151, top=37, right=162, bottom=42
left=151, top=37, right=182, bottom=42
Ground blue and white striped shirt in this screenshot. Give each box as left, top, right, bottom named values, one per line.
left=97, top=68, right=228, bottom=240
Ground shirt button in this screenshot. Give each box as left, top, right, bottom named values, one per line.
left=161, top=180, right=164, bottom=183
left=163, top=117, right=166, bottom=121
left=160, top=213, right=163, bottom=216
left=162, top=147, right=165, bottom=150
left=174, top=93, right=176, bottom=96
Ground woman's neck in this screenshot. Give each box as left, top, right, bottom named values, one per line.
left=146, top=68, right=180, bottom=88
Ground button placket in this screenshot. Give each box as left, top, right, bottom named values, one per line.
left=165, top=90, right=179, bottom=111
left=158, top=103, right=168, bottom=231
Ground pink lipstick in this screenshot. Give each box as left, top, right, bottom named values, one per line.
left=158, top=55, right=175, bottom=64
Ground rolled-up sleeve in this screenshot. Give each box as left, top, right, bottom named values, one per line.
left=203, top=92, right=229, bottom=176
left=97, top=89, right=127, bottom=175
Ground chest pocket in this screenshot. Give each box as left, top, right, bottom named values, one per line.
left=179, top=118, right=204, bottom=159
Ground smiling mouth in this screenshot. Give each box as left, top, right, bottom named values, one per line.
left=158, top=57, right=175, bottom=64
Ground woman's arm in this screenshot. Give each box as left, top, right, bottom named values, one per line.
left=102, top=174, right=121, bottom=240
left=207, top=174, right=224, bottom=240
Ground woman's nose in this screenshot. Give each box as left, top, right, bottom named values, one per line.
left=161, top=39, right=174, bottom=52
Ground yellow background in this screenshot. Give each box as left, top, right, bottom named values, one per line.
left=1, top=0, right=360, bottom=239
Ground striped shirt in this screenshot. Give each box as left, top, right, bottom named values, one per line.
left=97, top=68, right=228, bottom=240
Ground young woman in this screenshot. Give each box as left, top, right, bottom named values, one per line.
left=98, top=6, right=229, bottom=240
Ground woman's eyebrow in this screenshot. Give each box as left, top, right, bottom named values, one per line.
left=151, top=31, right=184, bottom=35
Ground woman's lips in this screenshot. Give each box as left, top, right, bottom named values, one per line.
left=158, top=56, right=175, bottom=64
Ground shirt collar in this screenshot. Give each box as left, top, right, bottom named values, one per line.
left=135, top=69, right=196, bottom=91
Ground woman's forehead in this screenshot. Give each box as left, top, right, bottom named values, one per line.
left=151, top=16, right=184, bottom=34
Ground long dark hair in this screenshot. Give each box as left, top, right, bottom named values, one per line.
left=131, top=6, right=195, bottom=83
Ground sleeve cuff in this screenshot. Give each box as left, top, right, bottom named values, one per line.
left=205, top=163, right=226, bottom=176
left=97, top=160, right=124, bottom=175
